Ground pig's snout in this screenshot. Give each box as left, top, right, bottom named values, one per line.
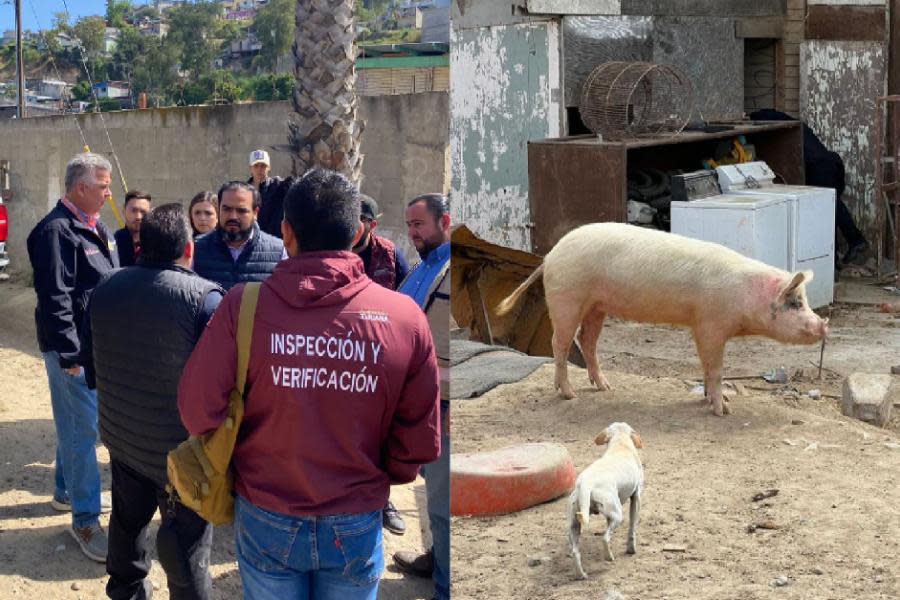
left=808, top=316, right=828, bottom=340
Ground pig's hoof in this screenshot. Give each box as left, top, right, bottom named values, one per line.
left=711, top=400, right=731, bottom=416
left=589, top=374, right=611, bottom=391
left=558, top=386, right=577, bottom=399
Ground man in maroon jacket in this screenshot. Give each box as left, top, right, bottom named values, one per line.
left=177, top=168, right=441, bottom=600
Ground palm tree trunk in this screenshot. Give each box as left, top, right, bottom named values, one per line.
left=289, top=0, right=365, bottom=184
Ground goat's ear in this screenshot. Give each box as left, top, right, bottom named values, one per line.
left=594, top=432, right=609, bottom=446
left=631, top=432, right=643, bottom=449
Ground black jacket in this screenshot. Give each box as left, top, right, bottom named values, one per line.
left=251, top=175, right=297, bottom=239
left=192, top=221, right=284, bottom=291
left=749, top=109, right=846, bottom=196
left=27, top=200, right=119, bottom=368
left=84, top=262, right=223, bottom=488
left=114, top=227, right=137, bottom=267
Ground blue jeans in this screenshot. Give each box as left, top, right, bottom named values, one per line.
left=42, top=351, right=101, bottom=529
left=234, top=496, right=383, bottom=600
left=421, top=402, right=450, bottom=600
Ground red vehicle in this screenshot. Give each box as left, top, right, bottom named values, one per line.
left=0, top=198, right=9, bottom=279
left=0, top=200, right=7, bottom=242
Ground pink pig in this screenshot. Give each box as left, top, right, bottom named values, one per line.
left=497, top=223, right=828, bottom=416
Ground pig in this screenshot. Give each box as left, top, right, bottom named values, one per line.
left=496, top=223, right=828, bottom=416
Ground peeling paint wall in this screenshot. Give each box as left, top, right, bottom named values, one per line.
left=800, top=40, right=885, bottom=236
left=450, top=21, right=562, bottom=251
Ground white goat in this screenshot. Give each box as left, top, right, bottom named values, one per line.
left=567, top=422, right=644, bottom=579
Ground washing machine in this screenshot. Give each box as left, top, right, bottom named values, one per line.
left=716, top=162, right=835, bottom=308
left=671, top=192, right=792, bottom=273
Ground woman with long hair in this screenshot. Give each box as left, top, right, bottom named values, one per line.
left=188, top=191, right=218, bottom=238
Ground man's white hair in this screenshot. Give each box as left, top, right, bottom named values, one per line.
left=65, top=153, right=112, bottom=193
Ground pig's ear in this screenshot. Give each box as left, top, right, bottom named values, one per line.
left=631, top=432, right=643, bottom=449
left=594, top=432, right=610, bottom=446
left=777, top=271, right=808, bottom=303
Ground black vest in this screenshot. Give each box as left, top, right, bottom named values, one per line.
left=192, top=222, right=283, bottom=290
left=91, top=263, right=223, bottom=488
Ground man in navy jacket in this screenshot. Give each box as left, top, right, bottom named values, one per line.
left=27, top=152, right=119, bottom=563
left=192, top=181, right=285, bottom=291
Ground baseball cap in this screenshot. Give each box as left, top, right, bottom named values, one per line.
left=249, top=149, right=270, bottom=166
left=359, top=194, right=382, bottom=220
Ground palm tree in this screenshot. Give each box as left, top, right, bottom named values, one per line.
left=289, top=0, right=365, bottom=184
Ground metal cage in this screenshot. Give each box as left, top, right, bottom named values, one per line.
left=579, top=61, right=693, bottom=141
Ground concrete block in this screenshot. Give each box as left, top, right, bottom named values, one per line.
left=841, top=373, right=896, bottom=427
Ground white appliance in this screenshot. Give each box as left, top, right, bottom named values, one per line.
left=716, top=162, right=835, bottom=308
left=671, top=193, right=792, bottom=272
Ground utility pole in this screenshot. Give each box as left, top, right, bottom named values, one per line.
left=15, top=0, right=26, bottom=119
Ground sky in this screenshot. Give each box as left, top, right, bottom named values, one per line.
left=0, top=0, right=150, bottom=34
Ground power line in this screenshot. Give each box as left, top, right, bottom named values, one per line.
left=59, top=0, right=130, bottom=219
left=25, top=0, right=88, bottom=148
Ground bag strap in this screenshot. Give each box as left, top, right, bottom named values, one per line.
left=235, top=282, right=261, bottom=395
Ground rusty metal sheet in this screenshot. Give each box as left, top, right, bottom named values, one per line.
left=527, top=140, right=627, bottom=255
left=526, top=122, right=803, bottom=255
left=805, top=5, right=886, bottom=41
left=450, top=225, right=585, bottom=366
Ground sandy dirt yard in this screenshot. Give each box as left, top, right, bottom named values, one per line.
left=451, top=300, right=900, bottom=600
left=0, top=281, right=433, bottom=600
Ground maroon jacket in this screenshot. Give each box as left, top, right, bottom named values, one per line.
left=177, top=251, right=441, bottom=517
left=366, top=234, right=397, bottom=289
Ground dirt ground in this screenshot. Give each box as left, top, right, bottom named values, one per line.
left=451, top=297, right=900, bottom=600
left=0, top=281, right=433, bottom=600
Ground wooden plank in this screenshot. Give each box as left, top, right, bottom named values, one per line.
left=465, top=268, right=494, bottom=345
left=806, top=5, right=886, bottom=41
left=891, top=0, right=900, bottom=95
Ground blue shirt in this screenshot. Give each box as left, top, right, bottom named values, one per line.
left=398, top=241, right=450, bottom=309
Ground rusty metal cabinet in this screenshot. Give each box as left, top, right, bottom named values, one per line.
left=526, top=121, right=803, bottom=255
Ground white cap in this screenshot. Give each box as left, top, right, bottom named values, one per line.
left=249, top=149, right=270, bottom=167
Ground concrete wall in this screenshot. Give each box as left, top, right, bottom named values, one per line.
left=563, top=15, right=744, bottom=118
left=450, top=21, right=562, bottom=251
left=0, top=93, right=449, bottom=276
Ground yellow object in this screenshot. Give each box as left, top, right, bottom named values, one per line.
left=702, top=137, right=753, bottom=171
left=83, top=144, right=125, bottom=229
left=166, top=283, right=261, bottom=525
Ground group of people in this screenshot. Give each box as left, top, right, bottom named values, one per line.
left=27, top=149, right=451, bottom=600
